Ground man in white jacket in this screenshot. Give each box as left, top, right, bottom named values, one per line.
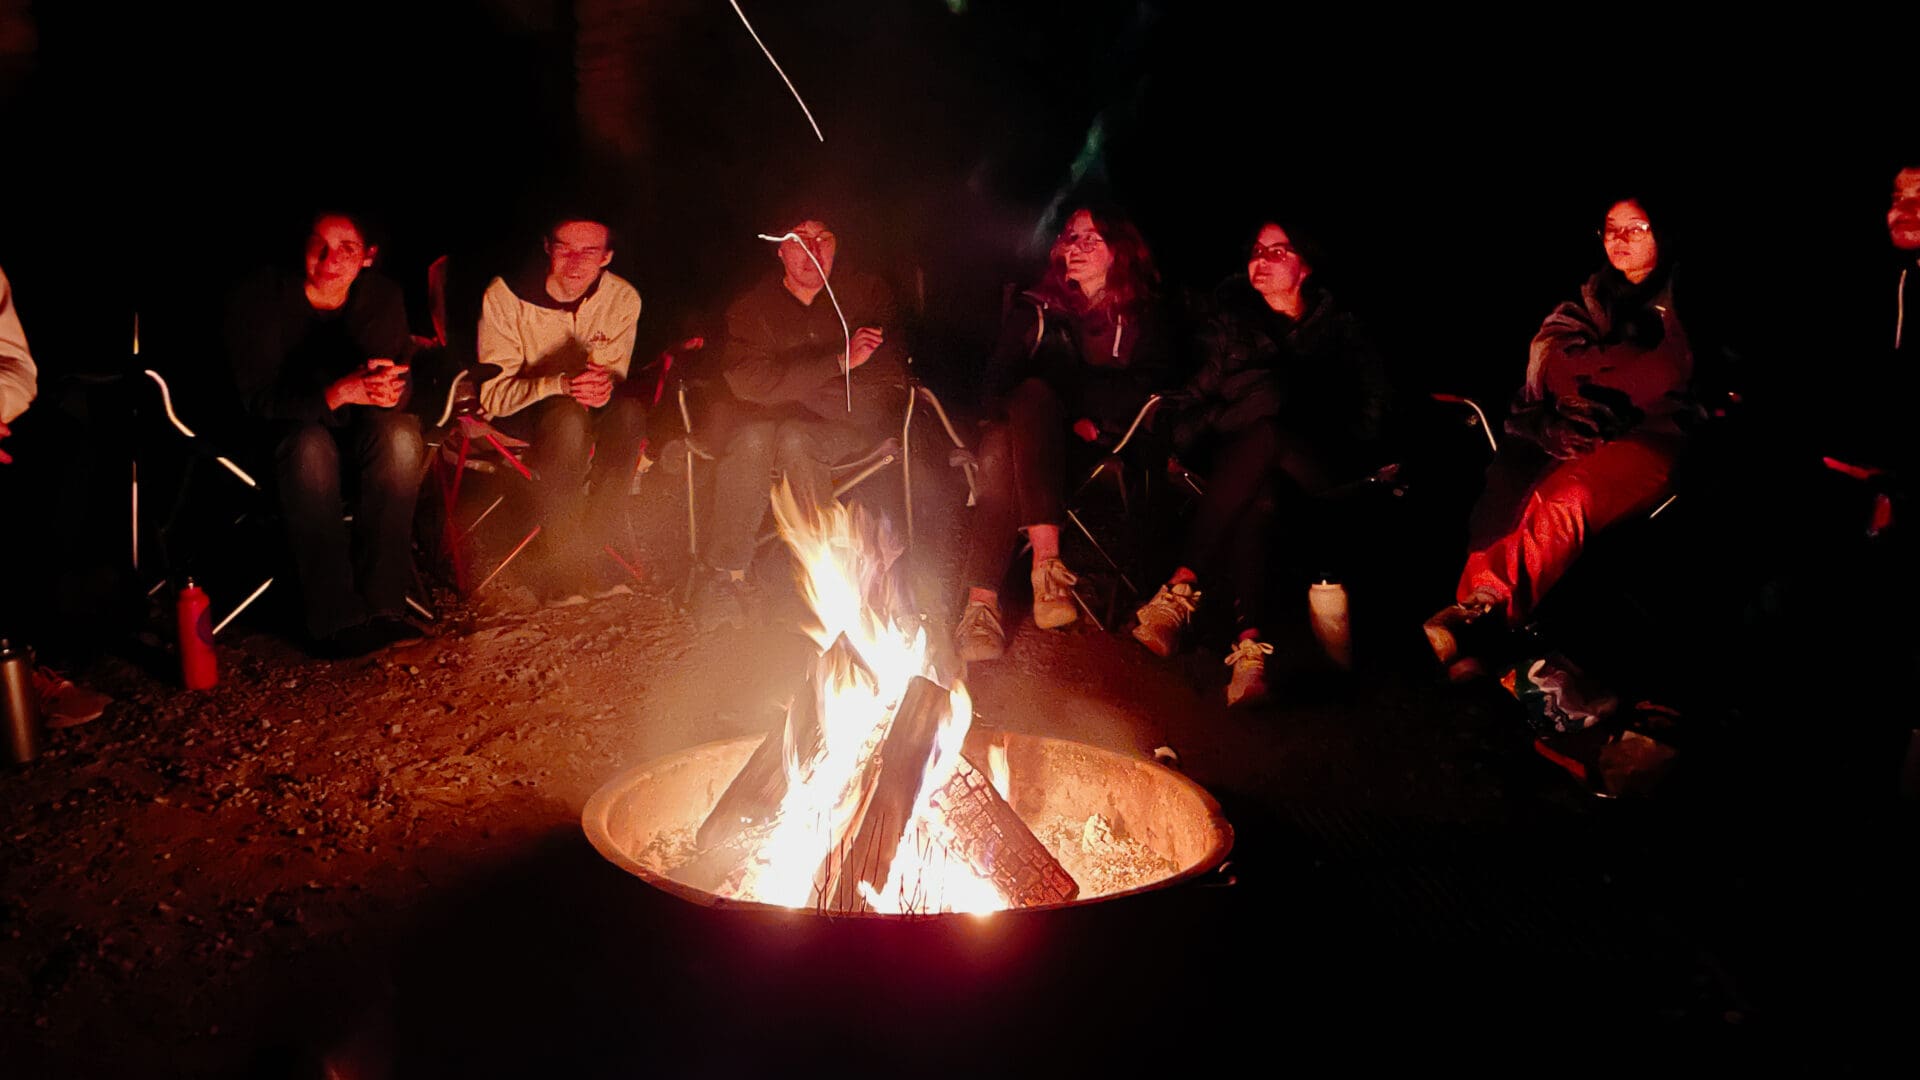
left=477, top=215, right=647, bottom=598
left=0, top=264, right=35, bottom=466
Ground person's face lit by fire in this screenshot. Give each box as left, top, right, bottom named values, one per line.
left=304, top=215, right=374, bottom=294
left=544, top=220, right=614, bottom=301
left=1600, top=200, right=1658, bottom=282
left=777, top=221, right=836, bottom=292
left=1058, top=209, right=1113, bottom=298
left=1247, top=223, right=1309, bottom=302
left=1888, top=168, right=1920, bottom=252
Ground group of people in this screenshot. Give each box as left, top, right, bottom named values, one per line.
left=1, top=161, right=1914, bottom=716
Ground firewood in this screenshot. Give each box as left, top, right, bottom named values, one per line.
left=931, top=754, right=1077, bottom=907
left=822, top=675, right=950, bottom=912
left=694, top=633, right=870, bottom=851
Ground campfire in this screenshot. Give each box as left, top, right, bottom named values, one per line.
left=585, top=484, right=1232, bottom=916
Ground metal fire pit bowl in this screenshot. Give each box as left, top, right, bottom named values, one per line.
left=583, top=727, right=1233, bottom=917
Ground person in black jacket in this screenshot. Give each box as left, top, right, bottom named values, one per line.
left=693, top=215, right=905, bottom=628
left=226, top=210, right=424, bottom=657
left=954, top=205, right=1176, bottom=662
left=1129, top=221, right=1389, bottom=706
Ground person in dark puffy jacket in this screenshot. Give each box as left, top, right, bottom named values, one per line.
left=954, top=204, right=1176, bottom=662
left=1424, top=196, right=1698, bottom=679
left=1129, top=220, right=1389, bottom=706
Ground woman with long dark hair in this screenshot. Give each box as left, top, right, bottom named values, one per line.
left=1130, top=220, right=1390, bottom=706
left=954, top=205, right=1175, bottom=662
left=1423, top=196, right=1696, bottom=678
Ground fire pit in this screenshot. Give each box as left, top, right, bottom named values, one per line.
left=584, top=484, right=1231, bottom=916
left=583, top=727, right=1233, bottom=916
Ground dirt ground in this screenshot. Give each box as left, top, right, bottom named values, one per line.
left=3, top=453, right=1916, bottom=1075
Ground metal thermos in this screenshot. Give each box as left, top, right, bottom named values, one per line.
left=176, top=579, right=219, bottom=690
left=2, top=638, right=43, bottom=765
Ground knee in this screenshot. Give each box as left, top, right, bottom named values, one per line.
left=773, top=421, right=821, bottom=469
left=724, top=421, right=777, bottom=463
left=1007, top=378, right=1060, bottom=423
left=370, top=413, right=424, bottom=471
left=975, top=425, right=1012, bottom=477
left=603, top=397, right=647, bottom=438
left=539, top=398, right=594, bottom=461
left=276, top=424, right=338, bottom=488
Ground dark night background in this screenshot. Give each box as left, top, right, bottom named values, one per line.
left=1, top=1, right=1910, bottom=400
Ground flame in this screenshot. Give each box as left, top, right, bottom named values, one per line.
left=729, top=480, right=1004, bottom=914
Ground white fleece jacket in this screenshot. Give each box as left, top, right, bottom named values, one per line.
left=477, top=269, right=641, bottom=418
left=0, top=266, right=37, bottom=424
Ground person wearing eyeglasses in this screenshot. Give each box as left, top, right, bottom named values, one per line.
left=1129, top=221, right=1389, bottom=706
left=954, top=204, right=1175, bottom=663
left=1423, top=196, right=1697, bottom=679
left=226, top=209, right=425, bottom=657
left=477, top=213, right=647, bottom=602
left=692, top=212, right=904, bottom=630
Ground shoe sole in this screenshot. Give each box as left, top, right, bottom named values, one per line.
left=1033, top=606, right=1078, bottom=631
left=957, top=644, right=1005, bottom=663
left=1131, top=624, right=1177, bottom=658
left=1423, top=623, right=1460, bottom=665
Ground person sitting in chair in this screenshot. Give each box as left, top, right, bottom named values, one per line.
left=1422, top=195, right=1701, bottom=680
left=227, top=210, right=425, bottom=657
left=477, top=213, right=647, bottom=601
left=692, top=213, right=905, bottom=628
left=953, top=204, right=1175, bottom=663
left=1130, top=220, right=1390, bottom=707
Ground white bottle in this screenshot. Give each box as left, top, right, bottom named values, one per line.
left=1307, top=580, right=1352, bottom=670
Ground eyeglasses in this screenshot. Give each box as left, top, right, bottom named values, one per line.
left=1059, top=232, right=1106, bottom=254
left=1597, top=222, right=1654, bottom=243
left=1249, top=242, right=1297, bottom=263
left=550, top=242, right=608, bottom=260
left=309, top=236, right=367, bottom=260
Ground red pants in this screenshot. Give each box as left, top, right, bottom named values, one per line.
left=1458, top=436, right=1678, bottom=624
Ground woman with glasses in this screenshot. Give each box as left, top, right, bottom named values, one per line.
left=1129, top=221, right=1390, bottom=707
left=1423, top=196, right=1696, bottom=679
left=954, top=204, right=1175, bottom=663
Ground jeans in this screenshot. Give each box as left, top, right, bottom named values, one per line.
left=273, top=410, right=425, bottom=638
left=703, top=415, right=871, bottom=572
left=508, top=394, right=649, bottom=574
left=961, top=378, right=1068, bottom=588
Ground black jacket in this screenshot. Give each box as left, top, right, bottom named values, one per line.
left=1168, top=278, right=1389, bottom=461
left=226, top=268, right=413, bottom=426
left=981, top=277, right=1176, bottom=434
left=717, top=269, right=904, bottom=437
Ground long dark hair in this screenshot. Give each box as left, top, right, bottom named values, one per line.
left=1043, top=204, right=1160, bottom=312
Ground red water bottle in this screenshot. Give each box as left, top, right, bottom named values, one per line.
left=176, top=578, right=218, bottom=690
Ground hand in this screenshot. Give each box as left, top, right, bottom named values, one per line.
left=1072, top=417, right=1101, bottom=443
left=568, top=364, right=614, bottom=408
left=847, top=326, right=884, bottom=370
left=0, top=419, right=12, bottom=465
left=363, top=358, right=409, bottom=409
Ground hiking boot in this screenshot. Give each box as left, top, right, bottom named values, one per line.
left=1132, top=581, right=1201, bottom=658
left=1223, top=637, right=1275, bottom=707
left=693, top=570, right=749, bottom=631
left=954, top=597, right=1006, bottom=662
left=1422, top=591, right=1502, bottom=670
left=1030, top=558, right=1080, bottom=630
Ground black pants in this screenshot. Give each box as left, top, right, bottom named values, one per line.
left=272, top=410, right=425, bottom=638
left=1178, top=420, right=1343, bottom=634
left=506, top=395, right=649, bottom=577
left=704, top=414, right=871, bottom=572
left=961, top=378, right=1069, bottom=588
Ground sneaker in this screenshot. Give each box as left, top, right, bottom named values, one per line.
left=32, top=668, right=111, bottom=729
left=692, top=570, right=748, bottom=631
left=1422, top=591, right=1501, bottom=667
left=955, top=598, right=1006, bottom=662
left=1223, top=637, right=1275, bottom=707
left=1030, top=558, right=1080, bottom=630
left=1132, top=581, right=1201, bottom=658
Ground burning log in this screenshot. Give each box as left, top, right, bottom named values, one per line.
left=823, top=675, right=951, bottom=912
left=932, top=755, right=1078, bottom=907
left=694, top=633, right=871, bottom=851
